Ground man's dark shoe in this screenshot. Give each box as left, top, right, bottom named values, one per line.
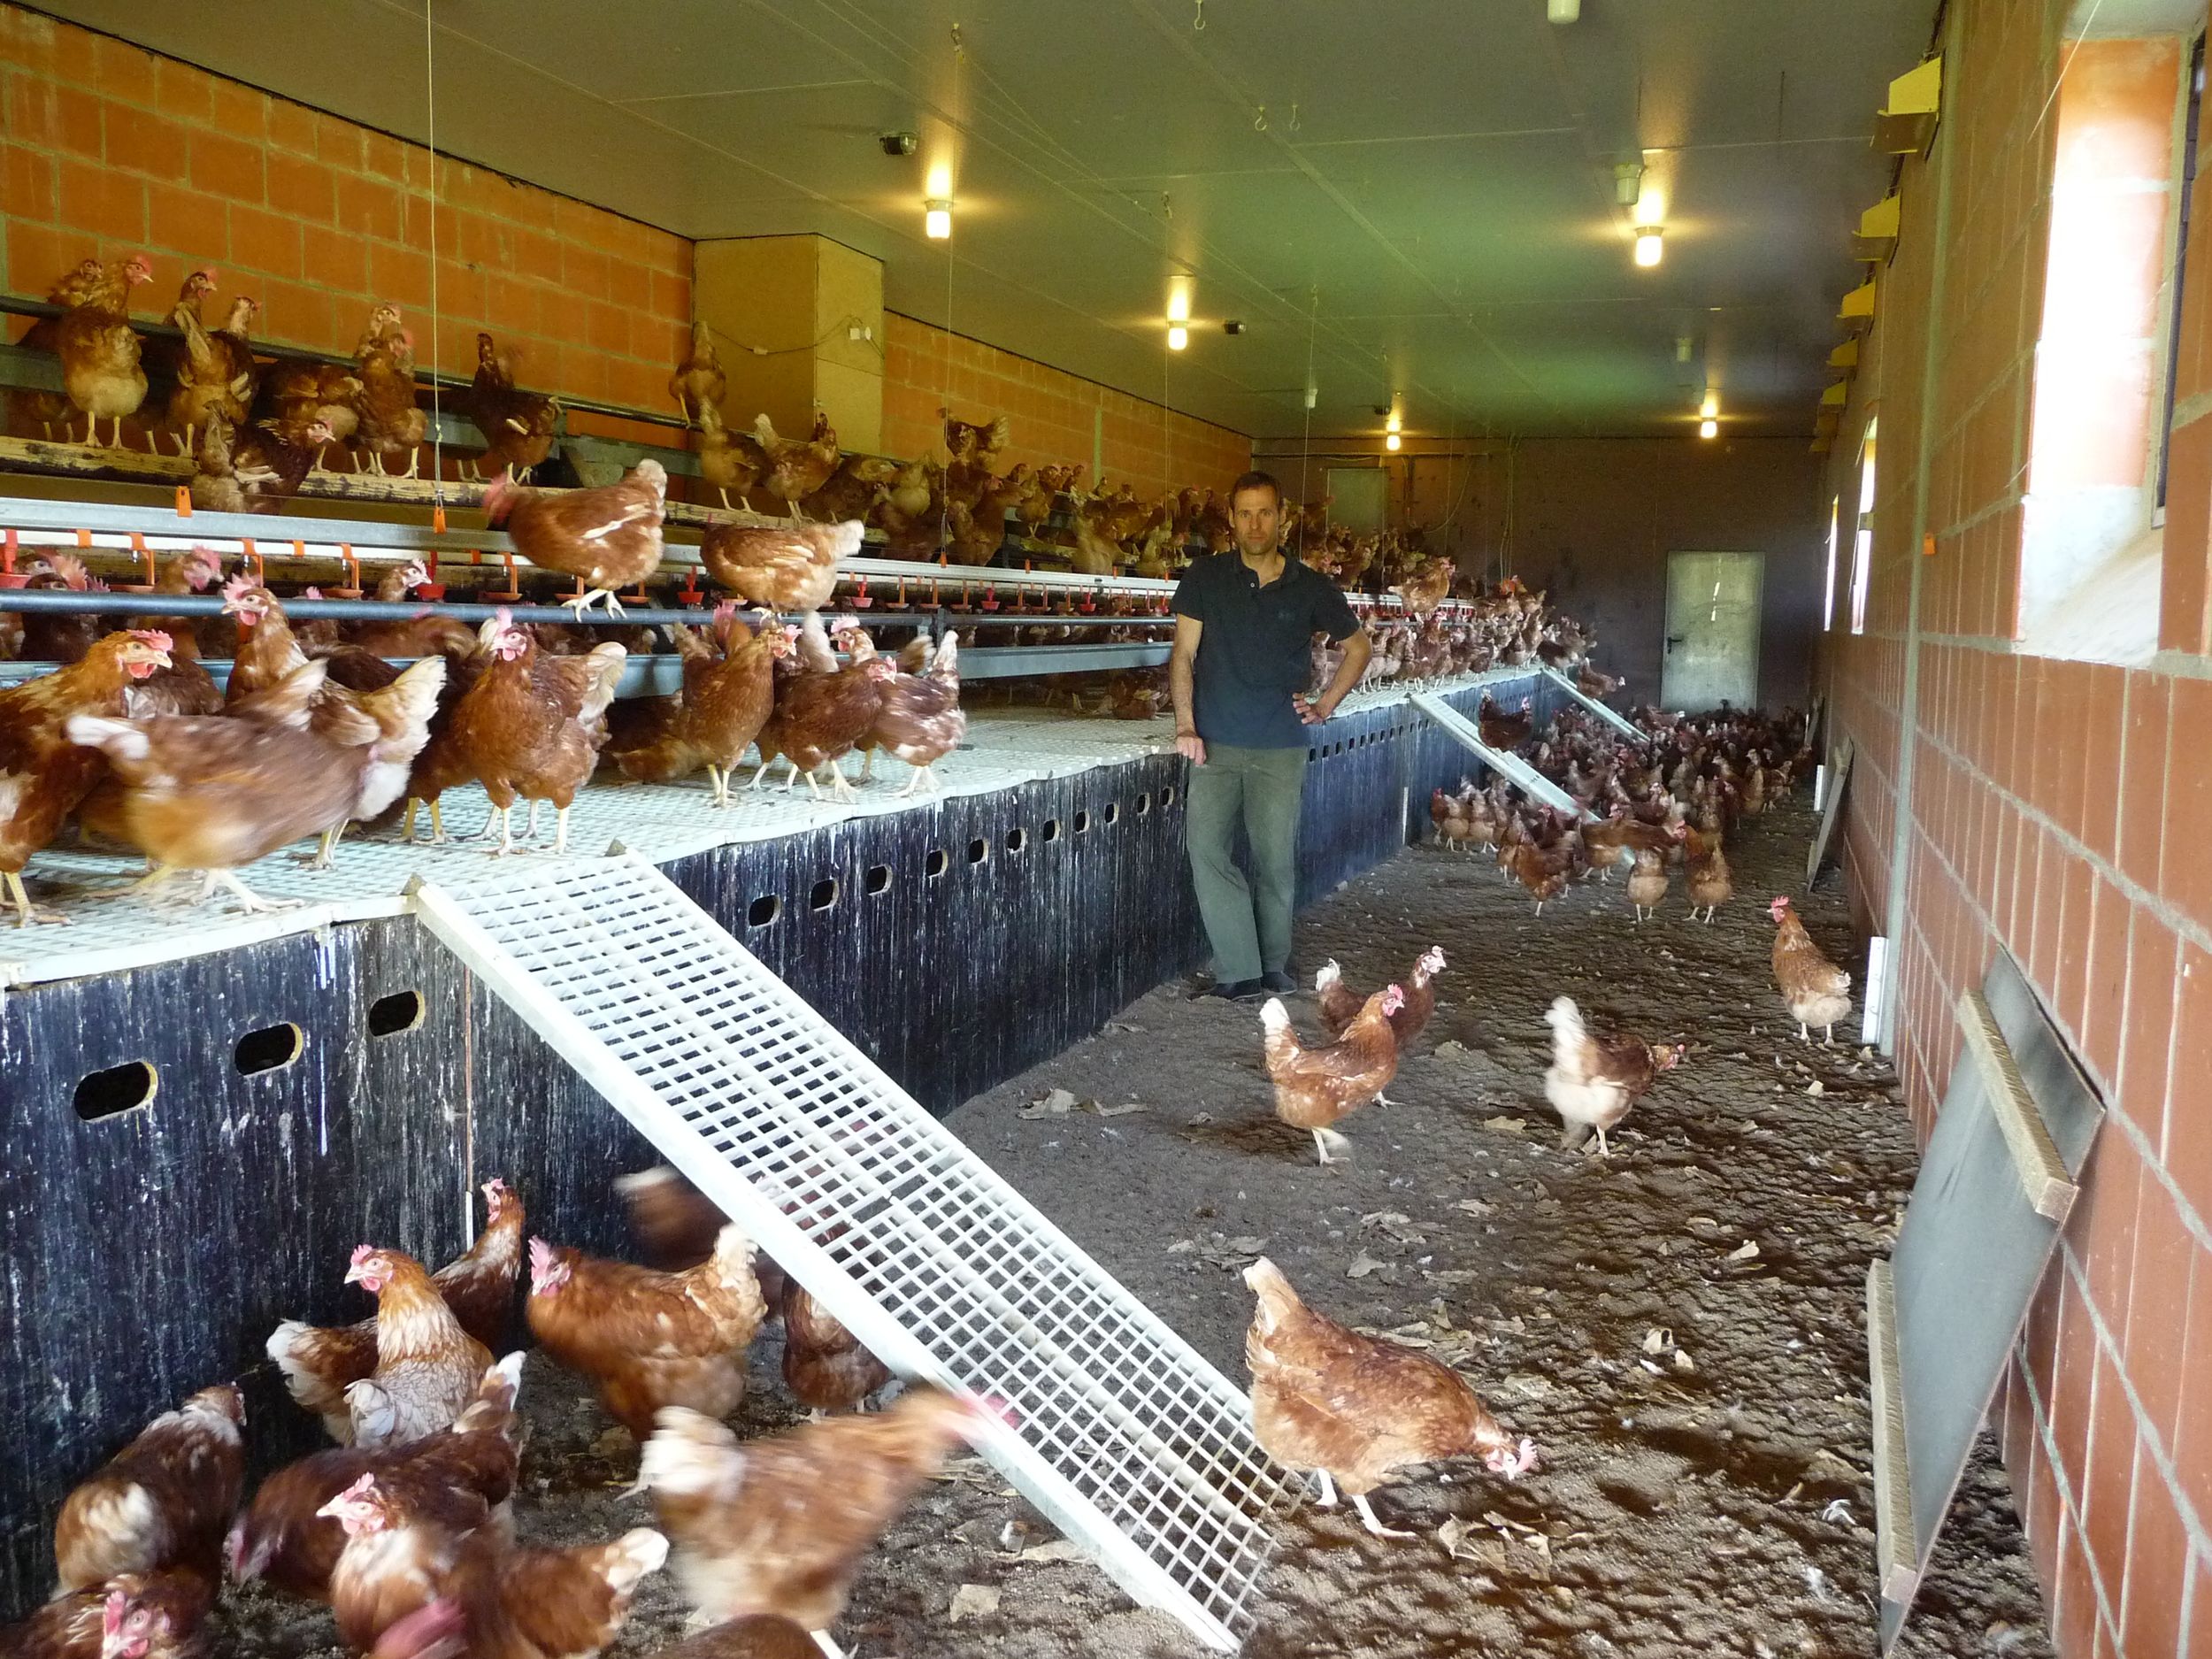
left=1260, top=969, right=1298, bottom=994
left=1202, top=978, right=1267, bottom=1002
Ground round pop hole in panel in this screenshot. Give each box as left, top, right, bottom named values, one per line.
left=749, top=894, right=783, bottom=927
left=810, top=878, right=840, bottom=911
left=926, top=849, right=949, bottom=879
left=1074, top=810, right=1091, bottom=833
left=74, top=1061, right=157, bottom=1121
left=1005, top=827, right=1027, bottom=853
left=865, top=864, right=894, bottom=895
left=967, top=837, right=989, bottom=864
left=1135, top=792, right=1152, bottom=815
left=234, top=1022, right=304, bottom=1078
left=1041, top=818, right=1062, bottom=841
left=366, top=990, right=424, bottom=1038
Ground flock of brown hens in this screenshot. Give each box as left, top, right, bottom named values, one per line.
left=0, top=515, right=976, bottom=916
left=1228, top=698, right=1857, bottom=1537
left=0, top=1168, right=992, bottom=1659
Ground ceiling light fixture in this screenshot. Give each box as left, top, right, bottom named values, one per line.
left=1700, top=390, right=1719, bottom=419
left=1675, top=334, right=1694, bottom=363
left=1699, top=418, right=1718, bottom=439
left=1548, top=0, right=1581, bottom=21
left=925, top=198, right=953, bottom=240
left=1386, top=432, right=1403, bottom=451
left=1633, top=225, right=1663, bottom=267
left=1615, top=163, right=1644, bottom=208
left=1386, top=411, right=1402, bottom=434
left=1167, top=285, right=1192, bottom=323
left=1167, top=324, right=1189, bottom=350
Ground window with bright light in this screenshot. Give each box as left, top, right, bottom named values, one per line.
left=1823, top=495, right=1840, bottom=631
left=2018, top=32, right=2197, bottom=664
left=1849, top=420, right=1877, bottom=635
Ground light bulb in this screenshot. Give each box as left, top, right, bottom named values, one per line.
left=1633, top=227, right=1663, bottom=267
left=1699, top=418, right=1718, bottom=439
left=925, top=199, right=952, bottom=240
left=1386, top=432, right=1402, bottom=451
left=1167, top=324, right=1188, bottom=350
left=1699, top=391, right=1719, bottom=419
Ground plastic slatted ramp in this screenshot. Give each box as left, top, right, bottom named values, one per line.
left=1539, top=668, right=1643, bottom=741
left=1409, top=690, right=1591, bottom=819
left=407, top=854, right=1297, bottom=1650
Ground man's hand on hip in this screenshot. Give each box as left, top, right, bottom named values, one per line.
left=1294, top=695, right=1336, bottom=726
left=1176, top=729, right=1208, bottom=764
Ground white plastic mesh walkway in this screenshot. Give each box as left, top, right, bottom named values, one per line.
left=409, top=853, right=1299, bottom=1649
left=1409, top=689, right=1591, bottom=820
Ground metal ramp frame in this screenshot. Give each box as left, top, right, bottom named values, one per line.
left=407, top=853, right=1298, bottom=1650
left=1409, top=690, right=1592, bottom=820
left=1539, top=668, right=1644, bottom=741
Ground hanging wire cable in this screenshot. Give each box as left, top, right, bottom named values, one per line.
left=1297, top=287, right=1319, bottom=525
left=931, top=20, right=964, bottom=555
left=422, top=0, right=444, bottom=503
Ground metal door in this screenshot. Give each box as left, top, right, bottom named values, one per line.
left=1661, top=552, right=1763, bottom=710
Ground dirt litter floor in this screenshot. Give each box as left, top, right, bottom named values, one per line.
left=219, top=801, right=2053, bottom=1659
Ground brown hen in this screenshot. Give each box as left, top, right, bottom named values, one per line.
left=1243, top=1257, right=1533, bottom=1539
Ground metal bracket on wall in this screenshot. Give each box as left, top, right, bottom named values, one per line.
left=1408, top=691, right=1590, bottom=819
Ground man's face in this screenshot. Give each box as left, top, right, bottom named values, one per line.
left=1232, top=488, right=1279, bottom=557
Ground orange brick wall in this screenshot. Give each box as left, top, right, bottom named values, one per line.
left=0, top=4, right=689, bottom=442
left=1818, top=4, right=2212, bottom=1655
left=880, top=311, right=1250, bottom=491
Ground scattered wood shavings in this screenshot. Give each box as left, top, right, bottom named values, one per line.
left=1726, top=1239, right=1762, bottom=1261
left=1481, top=1116, right=1530, bottom=1136
left=1346, top=1250, right=1388, bottom=1279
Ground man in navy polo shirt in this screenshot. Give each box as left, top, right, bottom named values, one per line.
left=1168, top=470, right=1371, bottom=1001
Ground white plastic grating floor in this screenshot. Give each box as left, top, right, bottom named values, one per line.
left=1, top=672, right=1518, bottom=988
left=411, top=854, right=1302, bottom=1649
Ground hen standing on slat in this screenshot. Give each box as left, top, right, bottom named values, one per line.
left=55, top=253, right=153, bottom=448
left=670, top=320, right=726, bottom=426
left=483, top=459, right=667, bottom=618
left=694, top=402, right=765, bottom=511
left=604, top=603, right=789, bottom=807
left=168, top=292, right=258, bottom=458
left=350, top=303, right=427, bottom=477
left=749, top=412, right=841, bottom=522
left=435, top=609, right=626, bottom=854
left=857, top=630, right=964, bottom=795
left=750, top=614, right=881, bottom=799
left=1, top=629, right=173, bottom=926
left=465, top=333, right=560, bottom=482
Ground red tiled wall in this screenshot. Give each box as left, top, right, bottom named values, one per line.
left=1818, top=4, right=2212, bottom=1654
left=0, top=4, right=690, bottom=445
left=880, top=311, right=1250, bottom=492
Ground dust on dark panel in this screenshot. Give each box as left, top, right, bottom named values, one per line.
left=0, top=917, right=467, bottom=1612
